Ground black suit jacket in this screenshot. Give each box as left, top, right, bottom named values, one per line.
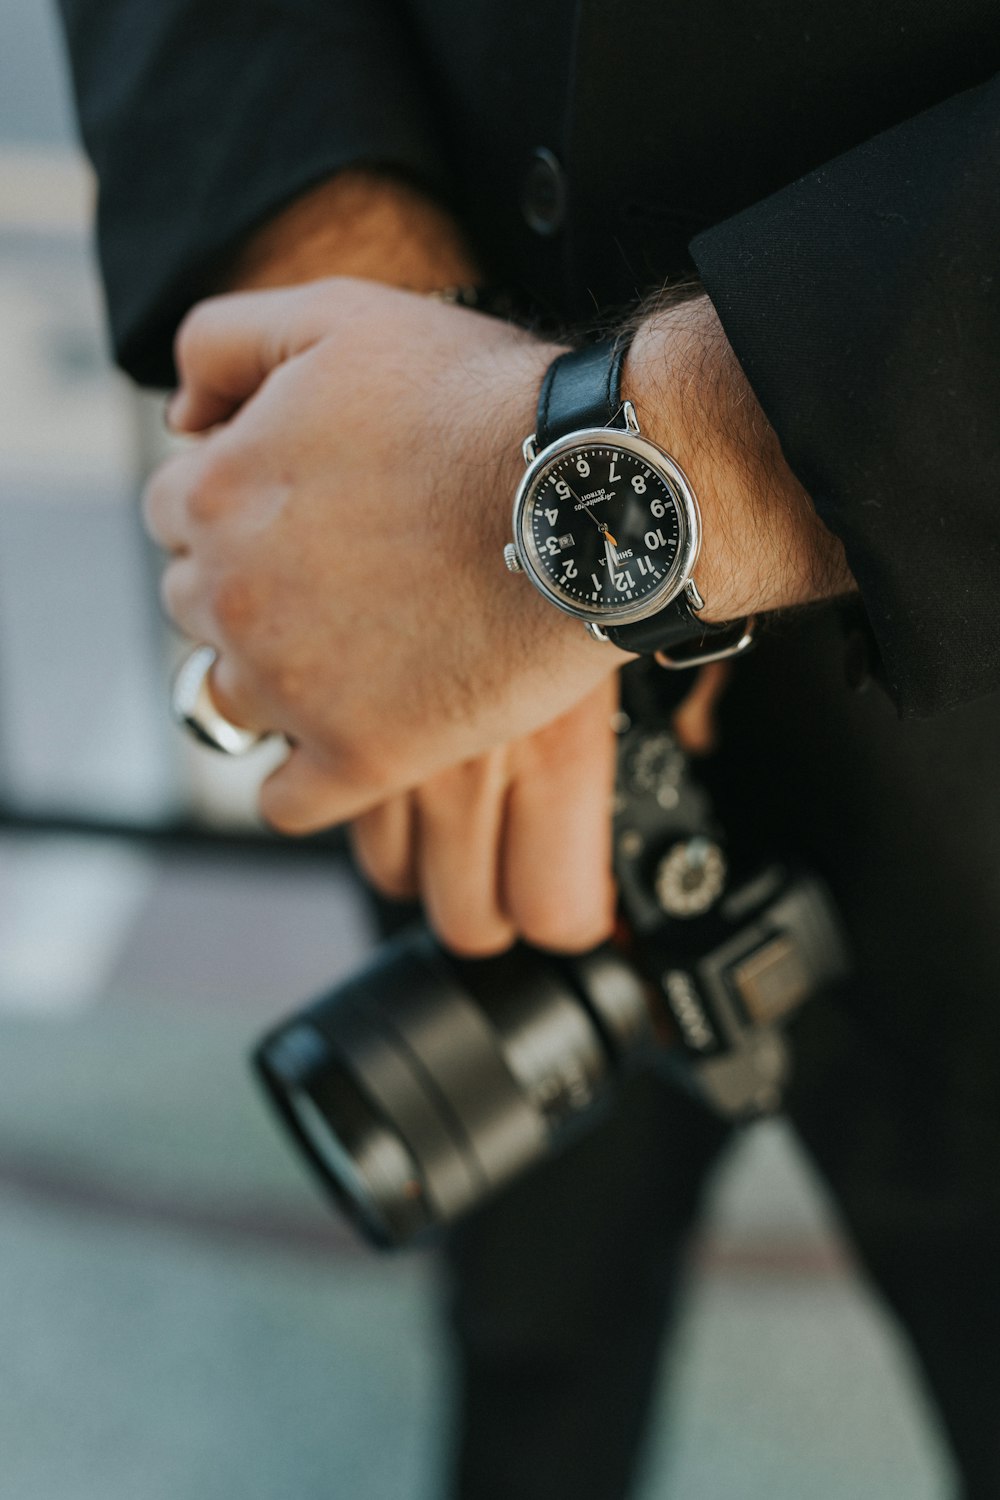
left=58, top=0, right=1000, bottom=716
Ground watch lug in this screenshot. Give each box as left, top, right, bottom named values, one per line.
left=622, top=400, right=641, bottom=435
left=684, top=578, right=706, bottom=613
left=585, top=622, right=611, bottom=643
left=522, top=434, right=538, bottom=466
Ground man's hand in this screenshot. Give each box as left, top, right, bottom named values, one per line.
left=350, top=677, right=618, bottom=956
left=347, top=665, right=730, bottom=956
left=148, top=277, right=613, bottom=830
left=146, top=258, right=853, bottom=951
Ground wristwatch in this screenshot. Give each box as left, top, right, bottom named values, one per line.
left=504, top=337, right=755, bottom=667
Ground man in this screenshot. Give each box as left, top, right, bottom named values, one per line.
left=58, top=1, right=1000, bottom=1494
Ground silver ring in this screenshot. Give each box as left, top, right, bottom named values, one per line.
left=171, top=645, right=263, bottom=755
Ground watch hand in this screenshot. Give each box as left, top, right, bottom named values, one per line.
left=561, top=476, right=618, bottom=546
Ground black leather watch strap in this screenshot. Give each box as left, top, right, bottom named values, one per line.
left=605, top=606, right=742, bottom=657
left=536, top=338, right=629, bottom=448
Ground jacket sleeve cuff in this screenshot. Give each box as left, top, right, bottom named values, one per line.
left=62, top=0, right=451, bottom=386
left=691, top=74, right=1000, bottom=717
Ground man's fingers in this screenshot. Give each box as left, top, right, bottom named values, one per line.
left=207, top=652, right=275, bottom=737
left=350, top=797, right=419, bottom=901
left=501, top=680, right=617, bottom=952
left=414, top=752, right=517, bottom=957
left=168, top=284, right=327, bottom=433
left=259, top=748, right=373, bottom=834
left=142, top=443, right=209, bottom=552
left=159, top=556, right=225, bottom=650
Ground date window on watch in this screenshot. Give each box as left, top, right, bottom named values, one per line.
left=557, top=533, right=575, bottom=550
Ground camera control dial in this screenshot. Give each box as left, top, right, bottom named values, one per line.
left=654, top=837, right=727, bottom=918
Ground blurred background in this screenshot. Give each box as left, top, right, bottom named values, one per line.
left=0, top=7, right=958, bottom=1498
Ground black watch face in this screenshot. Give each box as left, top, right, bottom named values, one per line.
left=519, top=440, right=691, bottom=618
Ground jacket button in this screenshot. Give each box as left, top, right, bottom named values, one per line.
left=521, top=147, right=566, bottom=236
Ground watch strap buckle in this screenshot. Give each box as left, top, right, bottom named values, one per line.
left=654, top=617, right=757, bottom=670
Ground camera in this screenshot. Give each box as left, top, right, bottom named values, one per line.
left=253, top=663, right=850, bottom=1249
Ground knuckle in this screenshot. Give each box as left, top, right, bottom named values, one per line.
left=173, top=299, right=221, bottom=375
left=185, top=481, right=219, bottom=528
left=185, top=453, right=235, bottom=526
left=271, top=662, right=313, bottom=715
left=141, top=463, right=179, bottom=542
left=211, top=572, right=259, bottom=640
left=257, top=786, right=314, bottom=838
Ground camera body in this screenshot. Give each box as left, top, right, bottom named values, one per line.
left=254, top=665, right=850, bottom=1248
left=609, top=695, right=848, bottom=1120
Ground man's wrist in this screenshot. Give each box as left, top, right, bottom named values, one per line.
left=221, top=168, right=482, bottom=294
left=623, top=296, right=855, bottom=624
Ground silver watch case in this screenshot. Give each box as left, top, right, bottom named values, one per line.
left=510, top=415, right=702, bottom=628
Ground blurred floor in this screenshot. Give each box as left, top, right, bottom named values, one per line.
left=0, top=831, right=956, bottom=1500
left=0, top=835, right=452, bottom=1500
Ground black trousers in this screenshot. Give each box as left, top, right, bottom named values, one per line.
left=374, top=612, right=1000, bottom=1500
left=444, top=1075, right=727, bottom=1500
left=436, top=614, right=1000, bottom=1500
left=444, top=1005, right=1000, bottom=1500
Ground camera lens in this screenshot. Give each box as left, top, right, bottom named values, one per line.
left=284, top=1066, right=428, bottom=1246
left=254, top=930, right=649, bottom=1247
left=256, top=1027, right=432, bottom=1246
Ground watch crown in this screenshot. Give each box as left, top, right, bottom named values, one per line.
left=503, top=542, right=523, bottom=574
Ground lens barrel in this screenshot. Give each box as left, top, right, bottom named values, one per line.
left=254, top=929, right=650, bottom=1247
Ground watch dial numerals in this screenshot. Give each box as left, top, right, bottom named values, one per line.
left=526, top=443, right=684, bottom=614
